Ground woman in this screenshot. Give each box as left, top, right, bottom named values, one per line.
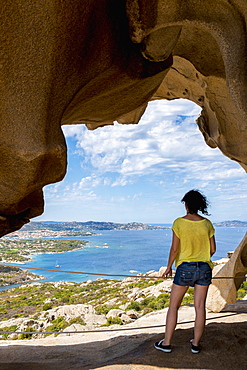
left=154, top=190, right=216, bottom=354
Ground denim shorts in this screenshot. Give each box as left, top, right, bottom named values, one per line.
left=173, top=262, right=212, bottom=287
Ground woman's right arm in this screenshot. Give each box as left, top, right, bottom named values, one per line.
left=162, top=231, right=180, bottom=278
left=210, top=235, right=216, bottom=256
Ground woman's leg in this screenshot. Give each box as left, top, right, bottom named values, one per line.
left=163, top=284, right=188, bottom=345
left=193, top=284, right=209, bottom=346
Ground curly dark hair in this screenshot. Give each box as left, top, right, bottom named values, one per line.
left=181, top=189, right=210, bottom=215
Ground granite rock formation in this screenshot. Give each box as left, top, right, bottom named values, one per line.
left=1, top=0, right=247, bottom=236
left=207, top=232, right=247, bottom=312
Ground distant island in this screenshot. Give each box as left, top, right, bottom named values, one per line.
left=11, top=221, right=170, bottom=233
left=15, top=220, right=247, bottom=231
left=213, top=220, right=247, bottom=227
left=5, top=220, right=246, bottom=238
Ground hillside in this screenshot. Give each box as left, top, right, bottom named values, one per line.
left=17, top=220, right=247, bottom=232
left=214, top=220, right=247, bottom=227
left=19, top=221, right=170, bottom=232
left=0, top=265, right=43, bottom=286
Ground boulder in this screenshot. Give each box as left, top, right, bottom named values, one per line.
left=125, top=310, right=140, bottom=320
left=19, top=319, right=43, bottom=332
left=206, top=233, right=247, bottom=312
left=62, top=324, right=87, bottom=334
left=106, top=309, right=124, bottom=319
left=127, top=287, right=143, bottom=300
left=45, top=304, right=106, bottom=326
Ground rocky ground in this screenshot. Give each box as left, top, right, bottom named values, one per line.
left=0, top=300, right=247, bottom=370
left=0, top=276, right=174, bottom=337
left=0, top=263, right=246, bottom=369
left=0, top=300, right=246, bottom=370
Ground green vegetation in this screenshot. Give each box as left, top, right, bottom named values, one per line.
left=0, top=277, right=195, bottom=326
left=46, top=317, right=69, bottom=336
left=237, top=281, right=247, bottom=299
left=0, top=278, right=201, bottom=323
left=18, top=327, right=36, bottom=340
left=0, top=239, right=88, bottom=263
left=127, top=293, right=171, bottom=312
left=45, top=316, right=86, bottom=336
left=95, top=304, right=120, bottom=315
left=126, top=279, right=163, bottom=289
left=105, top=316, right=123, bottom=326
left=43, top=303, right=52, bottom=311
left=0, top=279, right=155, bottom=321
left=0, top=325, right=18, bottom=340
left=0, top=265, right=42, bottom=287
left=0, top=277, right=245, bottom=338
left=0, top=238, right=88, bottom=263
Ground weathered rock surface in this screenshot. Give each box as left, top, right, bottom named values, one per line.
left=1, top=0, right=247, bottom=235
left=0, top=277, right=173, bottom=335
left=207, top=232, right=247, bottom=312
left=43, top=304, right=107, bottom=326
left=0, top=302, right=246, bottom=370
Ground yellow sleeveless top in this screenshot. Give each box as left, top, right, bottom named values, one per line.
left=172, top=217, right=215, bottom=269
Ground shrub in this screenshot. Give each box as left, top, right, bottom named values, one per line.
left=126, top=294, right=170, bottom=313
left=43, top=303, right=52, bottom=311
left=126, top=301, right=141, bottom=311
left=18, top=327, right=36, bottom=340
left=68, top=317, right=86, bottom=326
left=95, top=304, right=120, bottom=315
left=237, top=281, right=247, bottom=299
left=0, top=325, right=18, bottom=340
left=45, top=316, right=68, bottom=336
left=60, top=296, right=70, bottom=303
left=142, top=294, right=170, bottom=310
left=237, top=289, right=246, bottom=299
left=105, top=316, right=123, bottom=326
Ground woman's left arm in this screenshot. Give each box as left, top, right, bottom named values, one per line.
left=162, top=231, right=180, bottom=277
left=210, top=235, right=216, bottom=256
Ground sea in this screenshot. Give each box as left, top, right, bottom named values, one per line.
left=1, top=226, right=246, bottom=290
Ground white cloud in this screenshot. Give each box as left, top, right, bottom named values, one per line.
left=62, top=100, right=245, bottom=188
left=111, top=176, right=132, bottom=187
left=41, top=98, right=247, bottom=223
left=43, top=182, right=99, bottom=204
left=78, top=176, right=103, bottom=189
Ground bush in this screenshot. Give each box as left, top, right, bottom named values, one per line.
left=126, top=301, right=141, bottom=311
left=45, top=317, right=68, bottom=336
left=95, top=304, right=120, bottom=315
left=0, top=325, right=18, bottom=340
left=141, top=294, right=170, bottom=310
left=105, top=316, right=123, bottom=326
left=126, top=294, right=170, bottom=313
left=68, top=317, right=86, bottom=326
left=43, top=303, right=52, bottom=311
left=18, top=326, right=36, bottom=340
left=237, top=281, right=247, bottom=299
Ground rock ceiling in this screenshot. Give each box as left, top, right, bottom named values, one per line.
left=1, top=0, right=247, bottom=235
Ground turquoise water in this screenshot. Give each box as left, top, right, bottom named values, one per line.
left=1, top=227, right=246, bottom=288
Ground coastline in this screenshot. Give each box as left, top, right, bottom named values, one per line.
left=0, top=226, right=245, bottom=289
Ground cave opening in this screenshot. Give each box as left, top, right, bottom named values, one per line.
left=35, top=99, right=246, bottom=224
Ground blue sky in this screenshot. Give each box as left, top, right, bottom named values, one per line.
left=35, top=99, right=247, bottom=223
